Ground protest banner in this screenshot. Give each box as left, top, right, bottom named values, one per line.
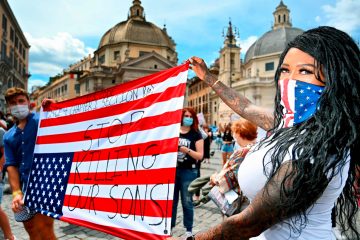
left=24, top=63, right=189, bottom=239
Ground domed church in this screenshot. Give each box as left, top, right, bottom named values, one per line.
left=209, top=0, right=304, bottom=125
left=75, top=0, right=178, bottom=95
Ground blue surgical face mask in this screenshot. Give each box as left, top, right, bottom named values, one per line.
left=182, top=117, right=193, bottom=126
left=279, top=79, right=324, bottom=127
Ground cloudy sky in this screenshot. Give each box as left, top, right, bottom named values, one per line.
left=7, top=0, right=360, bottom=91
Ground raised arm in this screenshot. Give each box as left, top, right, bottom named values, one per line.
left=189, top=57, right=274, bottom=131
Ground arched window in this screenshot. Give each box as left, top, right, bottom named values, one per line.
left=283, top=14, right=286, bottom=22
left=278, top=15, right=281, bottom=23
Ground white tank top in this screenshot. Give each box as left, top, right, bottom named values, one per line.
left=237, top=140, right=350, bottom=240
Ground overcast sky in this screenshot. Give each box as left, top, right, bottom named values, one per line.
left=7, top=0, right=360, bottom=91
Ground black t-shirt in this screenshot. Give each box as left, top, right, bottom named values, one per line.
left=222, top=130, right=233, bottom=142
left=177, top=129, right=202, bottom=169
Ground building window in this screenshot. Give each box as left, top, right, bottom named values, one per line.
left=112, top=79, right=115, bottom=84
left=14, top=56, right=18, bottom=70
left=98, top=55, right=105, bottom=64
left=2, top=15, right=7, bottom=32
left=139, top=51, right=149, bottom=57
left=1, top=42, right=6, bottom=59
left=85, top=79, right=90, bottom=91
left=247, top=68, right=251, bottom=77
left=114, top=51, right=120, bottom=60
left=10, top=28, right=14, bottom=42
left=265, top=62, right=274, bottom=71
left=75, top=84, right=80, bottom=94
left=10, top=48, right=14, bottom=63
left=15, top=36, right=19, bottom=49
left=154, top=64, right=157, bottom=69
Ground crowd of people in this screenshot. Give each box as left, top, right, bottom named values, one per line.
left=0, top=26, right=359, bottom=240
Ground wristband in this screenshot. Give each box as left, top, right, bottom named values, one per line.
left=12, top=190, right=23, bottom=198
left=187, top=148, right=191, bottom=153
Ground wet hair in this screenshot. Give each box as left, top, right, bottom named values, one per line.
left=261, top=26, right=359, bottom=238
left=5, top=87, right=30, bottom=103
left=181, top=107, right=199, bottom=132
left=231, top=118, right=257, bottom=141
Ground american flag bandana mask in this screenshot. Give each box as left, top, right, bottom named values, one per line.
left=279, top=79, right=324, bottom=127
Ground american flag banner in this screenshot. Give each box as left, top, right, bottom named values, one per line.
left=23, top=63, right=189, bottom=239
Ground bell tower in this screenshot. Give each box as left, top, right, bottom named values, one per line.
left=218, top=19, right=241, bottom=87
left=128, top=0, right=145, bottom=21
left=273, top=0, right=292, bottom=30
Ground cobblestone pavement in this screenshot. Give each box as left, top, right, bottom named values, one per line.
left=0, top=144, right=224, bottom=240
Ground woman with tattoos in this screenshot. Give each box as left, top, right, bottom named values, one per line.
left=168, top=26, right=360, bottom=240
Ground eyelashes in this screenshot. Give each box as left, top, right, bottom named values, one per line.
left=279, top=67, right=314, bottom=75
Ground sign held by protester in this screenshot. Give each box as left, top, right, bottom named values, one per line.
left=23, top=64, right=189, bottom=240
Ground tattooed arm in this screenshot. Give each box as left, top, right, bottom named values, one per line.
left=189, top=56, right=274, bottom=131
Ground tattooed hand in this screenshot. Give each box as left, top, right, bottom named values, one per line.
left=189, top=56, right=274, bottom=130
left=188, top=56, right=210, bottom=82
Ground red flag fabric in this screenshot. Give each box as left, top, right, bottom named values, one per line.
left=24, top=63, right=189, bottom=239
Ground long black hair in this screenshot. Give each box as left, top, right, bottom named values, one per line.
left=261, top=26, right=360, bottom=238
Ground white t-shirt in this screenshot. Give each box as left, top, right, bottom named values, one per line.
left=238, top=139, right=350, bottom=240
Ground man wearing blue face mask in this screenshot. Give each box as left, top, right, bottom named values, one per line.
left=3, top=87, right=56, bottom=239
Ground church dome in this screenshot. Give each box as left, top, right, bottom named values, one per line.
left=244, top=1, right=303, bottom=64
left=244, top=27, right=303, bottom=63
left=98, top=19, right=175, bottom=50
left=98, top=0, right=175, bottom=50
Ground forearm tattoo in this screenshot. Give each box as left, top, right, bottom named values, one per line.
left=204, top=73, right=274, bottom=130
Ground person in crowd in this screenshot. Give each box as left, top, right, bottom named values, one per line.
left=172, top=107, right=204, bottom=238
left=215, top=129, right=222, bottom=150
left=3, top=87, right=56, bottom=239
left=0, top=126, right=15, bottom=240
left=169, top=26, right=360, bottom=239
left=209, top=118, right=258, bottom=211
left=201, top=124, right=212, bottom=164
left=219, top=123, right=234, bottom=165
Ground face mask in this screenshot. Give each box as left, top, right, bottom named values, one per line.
left=182, top=117, right=193, bottom=126
left=279, top=79, right=324, bottom=127
left=10, top=105, right=30, bottom=120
